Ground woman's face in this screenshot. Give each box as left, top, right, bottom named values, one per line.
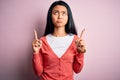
left=52, top=5, right=68, bottom=28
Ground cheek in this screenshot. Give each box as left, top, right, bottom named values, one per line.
left=52, top=15, right=57, bottom=24
left=64, top=16, right=68, bottom=24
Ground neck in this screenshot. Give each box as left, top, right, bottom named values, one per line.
left=52, top=27, right=67, bottom=37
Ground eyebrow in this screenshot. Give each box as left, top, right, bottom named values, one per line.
left=53, top=9, right=67, bottom=11
left=53, top=9, right=58, bottom=11
left=52, top=9, right=67, bottom=12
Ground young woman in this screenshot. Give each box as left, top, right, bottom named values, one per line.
left=32, top=1, right=86, bottom=80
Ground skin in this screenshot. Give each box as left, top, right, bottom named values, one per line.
left=51, top=5, right=68, bottom=37
left=32, top=5, right=86, bottom=54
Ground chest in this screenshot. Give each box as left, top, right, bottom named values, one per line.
left=46, top=35, right=74, bottom=58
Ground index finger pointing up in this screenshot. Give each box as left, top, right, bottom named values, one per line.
left=80, top=28, right=85, bottom=39
left=34, top=29, right=38, bottom=40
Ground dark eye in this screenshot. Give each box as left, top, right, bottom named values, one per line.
left=53, top=11, right=58, bottom=15
left=62, top=11, right=67, bottom=15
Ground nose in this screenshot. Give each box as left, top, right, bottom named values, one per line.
left=58, top=13, right=62, bottom=19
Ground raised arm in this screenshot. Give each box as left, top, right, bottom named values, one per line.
left=32, top=29, right=43, bottom=76
left=73, top=28, right=86, bottom=73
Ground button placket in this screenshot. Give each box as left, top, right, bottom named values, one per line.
left=59, top=59, right=62, bottom=80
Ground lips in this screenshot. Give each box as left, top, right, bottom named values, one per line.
left=57, top=21, right=62, bottom=23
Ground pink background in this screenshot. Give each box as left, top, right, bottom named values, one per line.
left=0, top=0, right=120, bottom=80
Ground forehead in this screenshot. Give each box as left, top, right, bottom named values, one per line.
left=52, top=5, right=67, bottom=11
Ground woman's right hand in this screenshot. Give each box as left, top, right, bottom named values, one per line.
left=32, top=30, right=42, bottom=53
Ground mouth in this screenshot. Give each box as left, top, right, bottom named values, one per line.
left=57, top=21, right=62, bottom=23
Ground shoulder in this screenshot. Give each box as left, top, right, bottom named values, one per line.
left=73, top=34, right=79, bottom=39
left=39, top=36, right=46, bottom=41
left=39, top=34, right=51, bottom=42
left=68, top=33, right=79, bottom=40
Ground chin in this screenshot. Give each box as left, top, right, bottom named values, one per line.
left=55, top=24, right=65, bottom=27
left=56, top=25, right=65, bottom=28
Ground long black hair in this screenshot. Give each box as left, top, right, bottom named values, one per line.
left=44, top=0, right=77, bottom=36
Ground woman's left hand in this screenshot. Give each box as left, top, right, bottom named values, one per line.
left=75, top=29, right=86, bottom=53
